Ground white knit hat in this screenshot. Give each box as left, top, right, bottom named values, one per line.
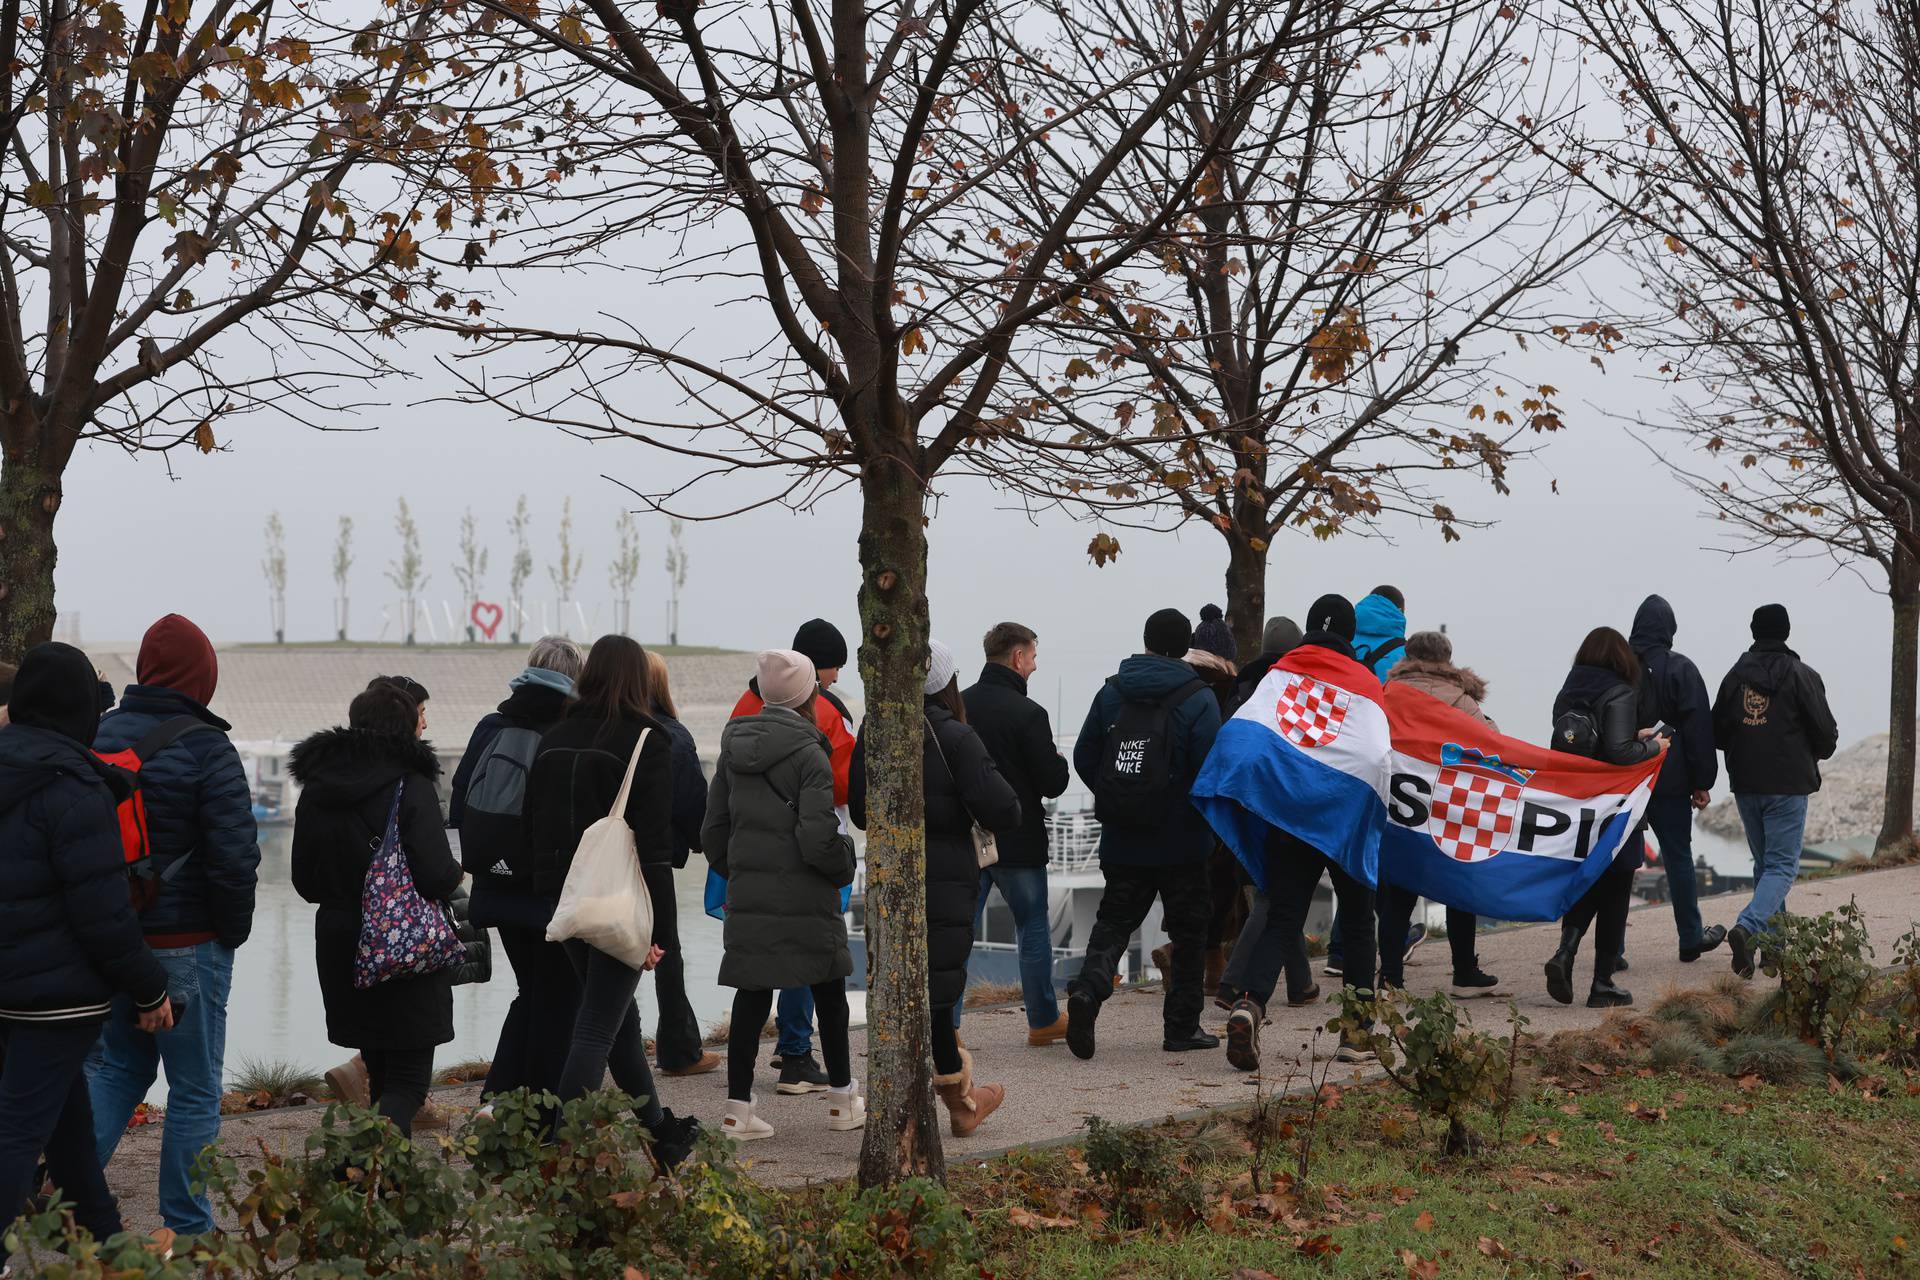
left=923, top=640, right=958, bottom=696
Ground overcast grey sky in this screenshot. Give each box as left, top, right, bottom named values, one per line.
left=57, top=308, right=1883, bottom=758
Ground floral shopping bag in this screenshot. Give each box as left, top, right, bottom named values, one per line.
left=354, top=780, right=466, bottom=989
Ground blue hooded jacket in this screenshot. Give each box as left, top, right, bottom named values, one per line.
left=1073, top=655, right=1222, bottom=866
left=1352, top=594, right=1408, bottom=681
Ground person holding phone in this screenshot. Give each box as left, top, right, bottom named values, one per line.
left=1543, top=627, right=1669, bottom=1008
left=1, top=642, right=175, bottom=1269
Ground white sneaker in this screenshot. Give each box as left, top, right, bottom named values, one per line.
left=474, top=1103, right=494, bottom=1121
left=721, top=1098, right=774, bottom=1142
left=826, top=1081, right=867, bottom=1132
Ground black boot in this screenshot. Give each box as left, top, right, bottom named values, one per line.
left=1587, top=976, right=1633, bottom=1008
left=1543, top=922, right=1583, bottom=1006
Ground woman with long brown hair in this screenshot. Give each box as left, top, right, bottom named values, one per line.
left=523, top=634, right=700, bottom=1168
left=641, top=649, right=716, bottom=1076
left=1543, top=626, right=1669, bottom=1009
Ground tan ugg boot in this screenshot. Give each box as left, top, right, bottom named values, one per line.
left=933, top=1049, right=1004, bottom=1138
left=1203, top=946, right=1228, bottom=998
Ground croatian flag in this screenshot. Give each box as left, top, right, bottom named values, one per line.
left=1192, top=649, right=1666, bottom=921
left=1190, top=646, right=1392, bottom=893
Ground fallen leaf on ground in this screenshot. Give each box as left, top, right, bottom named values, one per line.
left=1007, top=1206, right=1075, bottom=1230
left=1415, top=1210, right=1436, bottom=1232
left=1398, top=1248, right=1441, bottom=1279
left=1298, top=1234, right=1341, bottom=1258
left=1479, top=1236, right=1514, bottom=1259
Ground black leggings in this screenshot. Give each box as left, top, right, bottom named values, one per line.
left=728, top=982, right=851, bottom=1102
left=362, top=1048, right=434, bottom=1139
left=1564, top=832, right=1643, bottom=981
left=931, top=1004, right=963, bottom=1076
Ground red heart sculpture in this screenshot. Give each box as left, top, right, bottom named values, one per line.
left=471, top=601, right=504, bottom=641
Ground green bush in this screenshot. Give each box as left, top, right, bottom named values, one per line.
left=1756, top=898, right=1876, bottom=1056
left=3, top=1088, right=978, bottom=1280
left=1081, top=1115, right=1202, bottom=1227
left=1889, top=925, right=1920, bottom=1066
left=1333, top=988, right=1511, bottom=1155
left=1722, top=1032, right=1830, bottom=1086
left=1648, top=1030, right=1724, bottom=1075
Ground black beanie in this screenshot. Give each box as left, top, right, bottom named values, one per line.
left=1751, top=603, right=1791, bottom=642
left=1306, top=593, right=1357, bottom=642
left=792, top=618, right=849, bottom=670
left=1143, top=608, right=1193, bottom=658
left=8, top=641, right=104, bottom=746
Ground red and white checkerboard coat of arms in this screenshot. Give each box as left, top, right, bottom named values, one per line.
left=1275, top=674, right=1351, bottom=748
left=1428, top=764, right=1526, bottom=863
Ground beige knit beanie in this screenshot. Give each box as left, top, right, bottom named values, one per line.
left=758, top=648, right=817, bottom=710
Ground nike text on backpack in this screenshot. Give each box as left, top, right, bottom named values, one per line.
left=546, top=729, right=656, bottom=969
left=1093, top=677, right=1205, bottom=828
left=457, top=724, right=544, bottom=881
left=95, top=714, right=217, bottom=912
left=355, top=779, right=468, bottom=989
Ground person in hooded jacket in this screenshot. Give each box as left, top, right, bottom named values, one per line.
left=1712, top=604, right=1839, bottom=978
left=1067, top=608, right=1223, bottom=1060
left=1, top=643, right=175, bottom=1270
left=445, top=636, right=583, bottom=1104
left=1223, top=596, right=1382, bottom=1074
left=959, top=623, right=1072, bottom=1047
left=522, top=634, right=700, bottom=1168
left=642, top=648, right=716, bottom=1077
left=728, top=618, right=856, bottom=1094
left=1171, top=606, right=1246, bottom=999
left=704, top=650, right=860, bottom=1142
left=1379, top=631, right=1506, bottom=998
left=853, top=641, right=1022, bottom=1137
left=1229, top=617, right=1303, bottom=714
left=1628, top=596, right=1726, bottom=963
left=86, top=615, right=258, bottom=1238
left=290, top=683, right=461, bottom=1138
left=1542, top=627, right=1669, bottom=1009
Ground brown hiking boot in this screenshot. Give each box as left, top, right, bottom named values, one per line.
left=933, top=1049, right=1004, bottom=1138
left=1203, top=946, right=1227, bottom=998
left=325, top=1055, right=371, bottom=1109
left=1026, top=1014, right=1068, bottom=1047
left=1151, top=944, right=1174, bottom=980
left=659, top=1050, right=722, bottom=1077
left=413, top=1098, right=451, bottom=1130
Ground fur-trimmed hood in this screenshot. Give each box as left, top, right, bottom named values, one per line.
left=288, top=726, right=441, bottom=808
left=1388, top=657, right=1492, bottom=726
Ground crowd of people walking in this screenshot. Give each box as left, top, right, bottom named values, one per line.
left=0, top=585, right=1840, bottom=1259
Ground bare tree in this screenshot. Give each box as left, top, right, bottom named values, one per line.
left=405, top=0, right=1297, bottom=1186
left=1002, top=0, right=1605, bottom=658
left=386, top=498, right=429, bottom=647
left=454, top=508, right=490, bottom=643
left=507, top=495, right=533, bottom=644
left=549, top=497, right=584, bottom=636
left=0, top=1, right=460, bottom=661
left=262, top=512, right=287, bottom=645
left=609, top=510, right=643, bottom=637
left=1568, top=0, right=1920, bottom=856
left=332, top=516, right=354, bottom=643
left=664, top=518, right=689, bottom=646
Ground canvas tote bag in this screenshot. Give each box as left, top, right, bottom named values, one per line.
left=546, top=730, right=656, bottom=968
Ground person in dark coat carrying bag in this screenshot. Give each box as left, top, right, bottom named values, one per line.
left=1, top=643, right=175, bottom=1270
left=704, top=650, right=861, bottom=1143
left=290, top=683, right=462, bottom=1138
left=959, top=623, right=1071, bottom=1047
left=853, top=640, right=1022, bottom=1137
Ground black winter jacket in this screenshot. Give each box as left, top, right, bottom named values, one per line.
left=0, top=725, right=169, bottom=1023
left=1072, top=655, right=1222, bottom=866
left=1628, top=597, right=1718, bottom=797
left=1712, top=642, right=1839, bottom=796
left=961, top=663, right=1069, bottom=868
left=655, top=712, right=708, bottom=869
left=94, top=685, right=260, bottom=947
left=703, top=707, right=855, bottom=991
left=1552, top=666, right=1665, bottom=767
left=851, top=702, right=1022, bottom=1009
left=523, top=706, right=675, bottom=898
left=448, top=682, right=570, bottom=894
left=289, top=728, right=463, bottom=1051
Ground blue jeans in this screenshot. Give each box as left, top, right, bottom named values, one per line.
left=1734, top=793, right=1810, bottom=935
left=1646, top=793, right=1705, bottom=949
left=775, top=988, right=814, bottom=1059
left=956, top=865, right=1059, bottom=1030
left=89, top=941, right=234, bottom=1236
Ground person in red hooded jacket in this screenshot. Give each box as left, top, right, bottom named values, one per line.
left=727, top=619, right=856, bottom=1093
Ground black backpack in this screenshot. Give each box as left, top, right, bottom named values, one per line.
left=1093, top=677, right=1205, bottom=828
left=457, top=723, right=544, bottom=881
left=1355, top=637, right=1406, bottom=675
left=1550, top=701, right=1601, bottom=758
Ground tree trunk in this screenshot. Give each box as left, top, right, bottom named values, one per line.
left=0, top=442, right=63, bottom=663
left=854, top=451, right=943, bottom=1189
left=1224, top=535, right=1268, bottom=664
left=1878, top=552, right=1918, bottom=859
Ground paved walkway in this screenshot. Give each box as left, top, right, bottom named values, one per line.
left=102, top=865, right=1920, bottom=1226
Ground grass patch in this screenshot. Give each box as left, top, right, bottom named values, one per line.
left=962, top=980, right=1025, bottom=1009
left=435, top=1057, right=492, bottom=1086
left=960, top=1065, right=1920, bottom=1278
